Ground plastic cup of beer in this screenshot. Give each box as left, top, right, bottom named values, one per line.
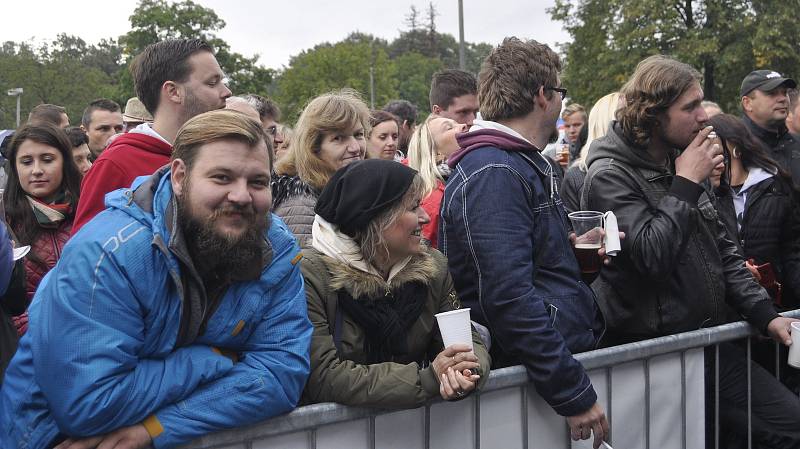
left=435, top=308, right=474, bottom=351
left=788, top=322, right=800, bottom=368
left=568, top=211, right=604, bottom=275
left=558, top=144, right=570, bottom=166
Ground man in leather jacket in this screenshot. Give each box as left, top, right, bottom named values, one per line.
left=583, top=55, right=800, bottom=448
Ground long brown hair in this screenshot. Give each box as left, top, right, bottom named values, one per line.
left=617, top=55, right=701, bottom=147
left=5, top=124, right=82, bottom=248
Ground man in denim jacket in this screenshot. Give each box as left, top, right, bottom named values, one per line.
left=439, top=37, right=608, bottom=449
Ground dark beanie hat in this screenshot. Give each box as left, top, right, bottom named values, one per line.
left=315, top=159, right=417, bottom=237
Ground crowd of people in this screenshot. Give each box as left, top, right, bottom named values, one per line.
left=0, top=35, right=798, bottom=449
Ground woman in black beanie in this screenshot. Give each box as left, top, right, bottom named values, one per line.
left=300, top=159, right=491, bottom=408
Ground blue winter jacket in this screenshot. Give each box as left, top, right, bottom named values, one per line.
left=440, top=127, right=603, bottom=417
left=0, top=168, right=312, bottom=448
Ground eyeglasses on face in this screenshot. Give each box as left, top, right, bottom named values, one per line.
left=544, top=86, right=568, bottom=100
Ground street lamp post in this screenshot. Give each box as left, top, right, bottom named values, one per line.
left=458, top=0, right=465, bottom=70
left=6, top=88, right=23, bottom=127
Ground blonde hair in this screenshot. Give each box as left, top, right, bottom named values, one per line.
left=352, top=175, right=426, bottom=269
left=275, top=89, right=370, bottom=191
left=406, top=114, right=442, bottom=197
left=577, top=92, right=622, bottom=171
left=172, top=109, right=269, bottom=171
left=562, top=103, right=586, bottom=121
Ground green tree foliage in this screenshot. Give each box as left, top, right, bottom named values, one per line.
left=276, top=35, right=398, bottom=124
left=275, top=3, right=492, bottom=123
left=550, top=0, right=800, bottom=114
left=0, top=38, right=115, bottom=128
left=0, top=0, right=492, bottom=130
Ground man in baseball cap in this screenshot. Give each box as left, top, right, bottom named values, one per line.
left=741, top=70, right=800, bottom=184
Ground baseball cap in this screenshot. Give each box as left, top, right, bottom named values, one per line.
left=740, top=70, right=797, bottom=97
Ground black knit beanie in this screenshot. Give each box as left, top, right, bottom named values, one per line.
left=315, top=159, right=417, bottom=237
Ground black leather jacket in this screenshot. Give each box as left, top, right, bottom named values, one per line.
left=715, top=175, right=800, bottom=309
left=581, top=122, right=778, bottom=343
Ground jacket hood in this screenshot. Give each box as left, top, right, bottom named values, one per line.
left=738, top=166, right=775, bottom=193
left=311, top=214, right=412, bottom=284
left=103, top=131, right=172, bottom=158
left=310, top=246, right=440, bottom=300
left=449, top=124, right=538, bottom=168
left=585, top=121, right=673, bottom=174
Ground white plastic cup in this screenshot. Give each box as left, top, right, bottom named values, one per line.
left=435, top=308, right=473, bottom=351
left=788, top=322, right=800, bottom=368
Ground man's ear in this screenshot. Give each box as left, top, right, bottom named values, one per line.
left=163, top=81, right=183, bottom=106
left=432, top=104, right=443, bottom=115
left=534, top=86, right=549, bottom=111
left=171, top=159, right=187, bottom=196
left=741, top=95, right=752, bottom=113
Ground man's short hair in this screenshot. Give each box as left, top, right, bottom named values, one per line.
left=172, top=109, right=272, bottom=172
left=429, top=69, right=477, bottom=110
left=562, top=103, right=586, bottom=120
left=383, top=100, right=417, bottom=126
left=131, top=39, right=214, bottom=116
left=28, top=104, right=67, bottom=127
left=81, top=98, right=121, bottom=128
left=617, top=55, right=702, bottom=147
left=478, top=37, right=561, bottom=122
left=65, top=126, right=88, bottom=148
left=240, top=94, right=281, bottom=122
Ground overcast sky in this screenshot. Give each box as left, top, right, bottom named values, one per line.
left=0, top=0, right=570, bottom=70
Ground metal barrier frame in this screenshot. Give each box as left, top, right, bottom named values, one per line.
left=182, top=311, right=800, bottom=449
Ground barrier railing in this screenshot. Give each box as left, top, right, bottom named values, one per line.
left=182, top=311, right=800, bottom=449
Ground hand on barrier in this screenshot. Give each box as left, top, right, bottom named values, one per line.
left=566, top=402, right=610, bottom=449
left=767, top=316, right=798, bottom=346
left=439, top=366, right=480, bottom=401
left=432, top=344, right=481, bottom=400
left=54, top=423, right=153, bottom=449
left=432, top=344, right=480, bottom=379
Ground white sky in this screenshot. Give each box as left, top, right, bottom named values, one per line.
left=0, top=0, right=569, bottom=70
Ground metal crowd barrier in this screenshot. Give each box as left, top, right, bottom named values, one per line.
left=182, top=310, right=800, bottom=449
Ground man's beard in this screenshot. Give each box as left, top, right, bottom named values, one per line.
left=183, top=89, right=219, bottom=122
left=177, top=187, right=270, bottom=281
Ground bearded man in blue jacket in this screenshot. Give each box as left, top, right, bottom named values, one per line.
left=0, top=109, right=312, bottom=449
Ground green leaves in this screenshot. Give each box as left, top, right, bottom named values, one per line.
left=550, top=0, right=800, bottom=114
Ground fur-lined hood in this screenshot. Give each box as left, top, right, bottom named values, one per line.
left=309, top=248, right=442, bottom=300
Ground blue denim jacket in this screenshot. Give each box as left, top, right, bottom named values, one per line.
left=439, top=141, right=603, bottom=417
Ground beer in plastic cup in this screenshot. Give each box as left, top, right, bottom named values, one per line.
left=568, top=211, right=604, bottom=275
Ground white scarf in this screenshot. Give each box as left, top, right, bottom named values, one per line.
left=311, top=215, right=412, bottom=283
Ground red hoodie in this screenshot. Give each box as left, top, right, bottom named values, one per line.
left=72, top=132, right=172, bottom=234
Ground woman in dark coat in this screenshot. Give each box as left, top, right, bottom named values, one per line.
left=301, top=159, right=490, bottom=408
left=710, top=113, right=800, bottom=309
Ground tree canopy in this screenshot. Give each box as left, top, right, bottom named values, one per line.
left=549, top=0, right=800, bottom=114
left=0, top=0, right=489, bottom=129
